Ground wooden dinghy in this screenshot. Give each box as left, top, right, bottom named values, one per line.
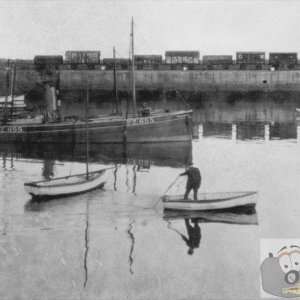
left=162, top=191, right=257, bottom=211
left=24, top=169, right=106, bottom=200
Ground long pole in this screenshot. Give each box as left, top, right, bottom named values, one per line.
left=113, top=46, right=119, bottom=115
left=10, top=64, right=17, bottom=120
left=3, top=59, right=10, bottom=124
left=131, top=17, right=136, bottom=118
left=86, top=88, right=89, bottom=180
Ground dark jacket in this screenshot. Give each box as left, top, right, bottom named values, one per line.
left=180, top=167, right=201, bottom=189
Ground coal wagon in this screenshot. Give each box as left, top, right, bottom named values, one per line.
left=269, top=52, right=297, bottom=69
left=203, top=55, right=233, bottom=69
left=103, top=58, right=131, bottom=70
left=165, top=51, right=199, bottom=64
left=134, top=55, right=162, bottom=70
left=33, top=55, right=63, bottom=70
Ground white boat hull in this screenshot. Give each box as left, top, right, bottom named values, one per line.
left=162, top=191, right=257, bottom=211
left=24, top=169, right=106, bottom=199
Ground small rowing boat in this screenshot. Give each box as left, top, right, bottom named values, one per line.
left=162, top=191, right=257, bottom=211
left=24, top=169, right=106, bottom=200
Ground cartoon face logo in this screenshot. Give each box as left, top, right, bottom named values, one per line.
left=261, top=245, right=300, bottom=298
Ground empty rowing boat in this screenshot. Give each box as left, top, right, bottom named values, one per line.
left=162, top=191, right=257, bottom=211
left=24, top=169, right=106, bottom=200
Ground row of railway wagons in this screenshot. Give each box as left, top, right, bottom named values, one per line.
left=1, top=51, right=300, bottom=71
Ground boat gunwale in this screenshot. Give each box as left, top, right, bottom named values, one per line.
left=24, top=169, right=105, bottom=187
left=162, top=191, right=258, bottom=204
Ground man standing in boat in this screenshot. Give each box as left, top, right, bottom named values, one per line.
left=180, top=164, right=201, bottom=200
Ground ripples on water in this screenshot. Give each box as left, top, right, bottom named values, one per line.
left=0, top=102, right=300, bottom=299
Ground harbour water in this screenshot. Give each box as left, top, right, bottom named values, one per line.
left=0, top=100, right=300, bottom=299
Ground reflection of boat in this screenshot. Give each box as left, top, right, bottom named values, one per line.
left=0, top=140, right=192, bottom=167
left=162, top=191, right=257, bottom=211
left=163, top=206, right=258, bottom=225
left=0, top=19, right=192, bottom=144
left=24, top=90, right=106, bottom=200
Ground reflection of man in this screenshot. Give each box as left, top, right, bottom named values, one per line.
left=180, top=165, right=201, bottom=200
left=180, top=219, right=201, bottom=255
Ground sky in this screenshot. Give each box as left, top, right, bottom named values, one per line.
left=0, top=0, right=300, bottom=60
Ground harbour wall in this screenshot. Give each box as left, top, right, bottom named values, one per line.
left=1, top=69, right=300, bottom=104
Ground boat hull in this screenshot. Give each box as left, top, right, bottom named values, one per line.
left=0, top=110, right=193, bottom=143
left=162, top=191, right=257, bottom=211
left=24, top=170, right=106, bottom=200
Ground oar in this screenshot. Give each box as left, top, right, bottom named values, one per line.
left=153, top=175, right=180, bottom=208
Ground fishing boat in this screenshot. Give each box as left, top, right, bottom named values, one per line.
left=162, top=191, right=257, bottom=211
left=24, top=89, right=107, bottom=200
left=0, top=19, right=192, bottom=144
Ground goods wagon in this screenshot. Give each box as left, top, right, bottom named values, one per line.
left=236, top=52, right=265, bottom=65
left=33, top=55, right=63, bottom=69
left=203, top=55, right=233, bottom=65
left=134, top=55, right=162, bottom=65
left=269, top=52, right=297, bottom=69
left=65, top=51, right=100, bottom=64
left=103, top=58, right=131, bottom=70
left=165, top=51, right=199, bottom=64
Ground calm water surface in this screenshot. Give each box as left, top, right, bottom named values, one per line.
left=0, top=102, right=300, bottom=300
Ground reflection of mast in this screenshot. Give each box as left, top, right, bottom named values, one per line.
left=232, top=124, right=237, bottom=142
left=114, top=163, right=118, bottom=191
left=126, top=220, right=135, bottom=274
left=132, top=165, right=137, bottom=194
left=84, top=199, right=90, bottom=288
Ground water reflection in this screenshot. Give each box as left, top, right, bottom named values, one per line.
left=164, top=207, right=258, bottom=256
left=0, top=141, right=193, bottom=174
left=163, top=206, right=258, bottom=225
left=127, top=220, right=135, bottom=274
left=193, top=121, right=298, bottom=143
left=181, top=219, right=201, bottom=256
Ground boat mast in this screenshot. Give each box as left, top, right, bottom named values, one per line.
left=10, top=64, right=16, bottom=120
left=86, top=88, right=89, bottom=180
left=113, top=46, right=120, bottom=115
left=131, top=17, right=137, bottom=118
left=3, top=59, right=10, bottom=124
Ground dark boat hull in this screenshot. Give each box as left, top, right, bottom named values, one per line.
left=0, top=110, right=193, bottom=143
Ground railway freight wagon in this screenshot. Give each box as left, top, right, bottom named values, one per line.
left=165, top=51, right=200, bottom=69
left=134, top=55, right=162, bottom=70
left=33, top=55, right=63, bottom=70
left=269, top=52, right=297, bottom=70
left=103, top=58, right=131, bottom=70
left=236, top=52, right=265, bottom=69
left=203, top=55, right=233, bottom=69
left=65, top=51, right=101, bottom=69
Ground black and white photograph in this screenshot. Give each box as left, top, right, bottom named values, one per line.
left=0, top=1, right=299, bottom=299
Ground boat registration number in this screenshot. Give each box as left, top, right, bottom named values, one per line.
left=127, top=117, right=154, bottom=126
left=0, top=126, right=23, bottom=133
